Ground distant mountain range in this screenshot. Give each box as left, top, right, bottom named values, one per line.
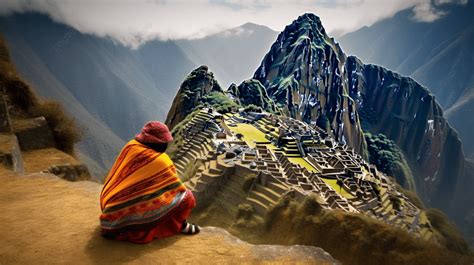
left=339, top=0, right=474, bottom=160
left=0, top=13, right=277, bottom=178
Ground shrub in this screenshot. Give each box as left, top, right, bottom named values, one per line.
left=426, top=208, right=471, bottom=255
left=32, top=100, right=81, bottom=154
left=1, top=38, right=80, bottom=155
left=262, top=195, right=473, bottom=265
left=365, top=132, right=415, bottom=190
left=202, top=91, right=239, bottom=114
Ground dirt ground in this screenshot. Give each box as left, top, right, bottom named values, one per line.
left=0, top=172, right=338, bottom=264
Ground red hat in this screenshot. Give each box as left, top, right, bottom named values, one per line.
left=135, top=121, right=173, bottom=144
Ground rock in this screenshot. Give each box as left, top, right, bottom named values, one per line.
left=12, top=116, right=56, bottom=151
left=225, top=151, right=236, bottom=159
left=165, top=66, right=223, bottom=129
left=227, top=79, right=278, bottom=113
left=253, top=13, right=368, bottom=158
left=252, top=12, right=468, bottom=215
left=250, top=161, right=257, bottom=169
left=203, top=227, right=340, bottom=264
left=0, top=95, right=12, bottom=133
left=229, top=145, right=243, bottom=155
left=0, top=133, right=24, bottom=173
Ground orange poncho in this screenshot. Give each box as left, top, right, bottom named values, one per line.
left=99, top=140, right=188, bottom=231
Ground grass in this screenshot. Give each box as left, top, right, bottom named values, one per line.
left=286, top=158, right=354, bottom=199
left=426, top=208, right=472, bottom=255
left=261, top=195, right=473, bottom=265
left=32, top=101, right=81, bottom=154
left=167, top=109, right=201, bottom=159
left=288, top=157, right=318, bottom=172
left=320, top=178, right=355, bottom=199
left=227, top=123, right=272, bottom=148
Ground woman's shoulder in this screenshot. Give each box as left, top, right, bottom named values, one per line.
left=155, top=152, right=174, bottom=165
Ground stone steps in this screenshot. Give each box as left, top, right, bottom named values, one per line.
left=245, top=197, right=269, bottom=216
left=200, top=170, right=222, bottom=183
left=248, top=189, right=278, bottom=207
left=267, top=181, right=289, bottom=194
left=254, top=184, right=281, bottom=202
left=208, top=167, right=222, bottom=175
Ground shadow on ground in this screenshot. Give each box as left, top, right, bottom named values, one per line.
left=84, top=226, right=183, bottom=265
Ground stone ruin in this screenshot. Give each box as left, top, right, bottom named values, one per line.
left=173, top=108, right=435, bottom=241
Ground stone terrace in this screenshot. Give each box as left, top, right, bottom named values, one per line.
left=176, top=108, right=434, bottom=241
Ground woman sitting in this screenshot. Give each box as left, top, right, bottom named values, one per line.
left=99, top=121, right=200, bottom=244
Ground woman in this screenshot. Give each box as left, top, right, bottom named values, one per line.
left=99, top=121, right=200, bottom=244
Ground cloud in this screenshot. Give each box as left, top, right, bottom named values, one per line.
left=411, top=0, right=468, bottom=22
left=412, top=2, right=446, bottom=22
left=0, top=0, right=469, bottom=47
left=209, top=0, right=271, bottom=11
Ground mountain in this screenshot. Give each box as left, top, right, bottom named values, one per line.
left=0, top=36, right=91, bottom=181
left=251, top=13, right=473, bottom=244
left=0, top=13, right=197, bottom=179
left=163, top=64, right=472, bottom=263
left=0, top=13, right=278, bottom=179
left=176, top=23, right=278, bottom=88
left=338, top=0, right=474, bottom=160
left=165, top=65, right=224, bottom=129
left=253, top=14, right=368, bottom=158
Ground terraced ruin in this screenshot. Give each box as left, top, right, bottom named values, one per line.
left=171, top=108, right=435, bottom=241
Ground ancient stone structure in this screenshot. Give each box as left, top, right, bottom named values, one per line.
left=0, top=89, right=90, bottom=181
left=175, top=108, right=435, bottom=241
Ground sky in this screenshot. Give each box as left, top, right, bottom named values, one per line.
left=0, top=0, right=468, bottom=47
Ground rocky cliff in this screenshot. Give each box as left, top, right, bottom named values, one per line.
left=165, top=65, right=224, bottom=130
left=252, top=13, right=468, bottom=213
left=346, top=56, right=466, bottom=209
left=253, top=14, right=368, bottom=158
left=227, top=79, right=278, bottom=113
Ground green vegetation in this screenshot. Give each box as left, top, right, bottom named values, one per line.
left=320, top=178, right=354, bottom=199
left=227, top=123, right=272, bottom=148
left=201, top=91, right=239, bottom=114
left=393, top=181, right=425, bottom=209
left=0, top=36, right=80, bottom=154
left=167, top=109, right=200, bottom=159
left=288, top=157, right=317, bottom=172
left=32, top=101, right=82, bottom=154
left=426, top=208, right=472, bottom=255
left=261, top=195, right=473, bottom=265
left=243, top=104, right=263, bottom=113
left=365, top=132, right=415, bottom=190
left=394, top=182, right=471, bottom=253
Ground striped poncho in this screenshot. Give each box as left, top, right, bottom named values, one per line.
left=100, top=139, right=187, bottom=231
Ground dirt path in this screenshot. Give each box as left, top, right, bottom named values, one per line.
left=0, top=172, right=338, bottom=264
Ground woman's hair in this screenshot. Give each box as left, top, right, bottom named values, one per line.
left=142, top=142, right=168, bottom=153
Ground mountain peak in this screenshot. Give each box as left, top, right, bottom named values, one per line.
left=289, top=13, right=327, bottom=37
left=239, top=22, right=274, bottom=32
left=165, top=65, right=223, bottom=129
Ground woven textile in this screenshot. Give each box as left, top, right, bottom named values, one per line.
left=100, top=139, right=187, bottom=231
